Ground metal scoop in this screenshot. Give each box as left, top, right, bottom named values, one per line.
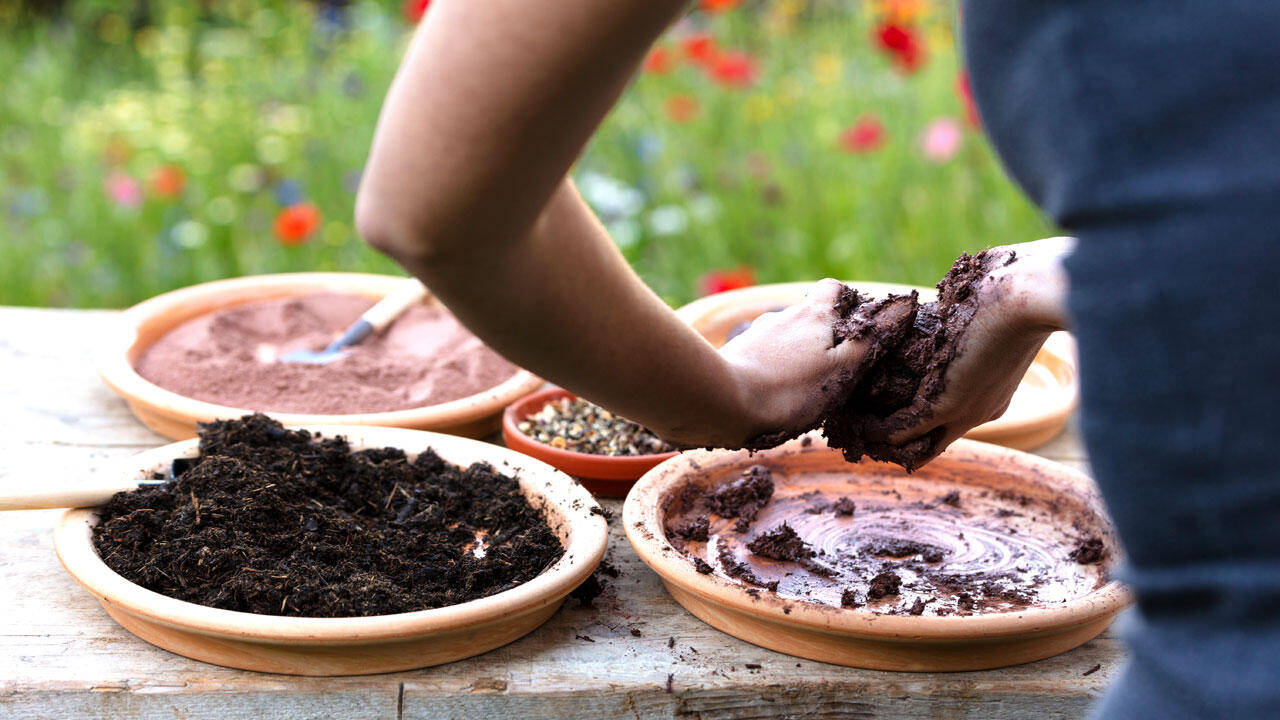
left=280, top=278, right=427, bottom=364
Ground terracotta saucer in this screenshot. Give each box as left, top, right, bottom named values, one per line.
left=98, top=273, right=544, bottom=440
left=674, top=282, right=1078, bottom=450
left=53, top=426, right=608, bottom=675
left=503, top=388, right=679, bottom=498
left=624, top=433, right=1130, bottom=671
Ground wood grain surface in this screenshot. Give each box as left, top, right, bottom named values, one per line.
left=0, top=306, right=1117, bottom=719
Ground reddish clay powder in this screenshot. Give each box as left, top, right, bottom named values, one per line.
left=135, top=293, right=519, bottom=414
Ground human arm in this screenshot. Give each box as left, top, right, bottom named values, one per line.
left=355, top=0, right=876, bottom=447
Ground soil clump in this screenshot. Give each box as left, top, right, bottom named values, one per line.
left=92, top=414, right=563, bottom=617
left=820, top=250, right=1008, bottom=470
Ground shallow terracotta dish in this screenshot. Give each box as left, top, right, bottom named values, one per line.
left=624, top=433, right=1130, bottom=671
left=503, top=388, right=679, bottom=498
left=99, top=273, right=544, bottom=440
left=675, top=282, right=1078, bottom=450
left=53, top=426, right=608, bottom=676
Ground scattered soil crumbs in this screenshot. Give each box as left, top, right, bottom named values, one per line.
left=570, top=559, right=620, bottom=607
left=92, top=414, right=563, bottom=617
left=867, top=571, right=902, bottom=599
left=746, top=523, right=813, bottom=562
left=705, top=465, right=774, bottom=532
left=1070, top=537, right=1107, bottom=564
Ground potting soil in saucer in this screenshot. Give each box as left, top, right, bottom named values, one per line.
left=134, top=292, right=518, bottom=414
left=92, top=415, right=563, bottom=617
left=664, top=463, right=1112, bottom=617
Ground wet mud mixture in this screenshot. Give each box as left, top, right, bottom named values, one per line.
left=135, top=292, right=518, bottom=414
left=820, top=249, right=1012, bottom=470
left=665, top=463, right=1111, bottom=617
left=93, top=414, right=563, bottom=617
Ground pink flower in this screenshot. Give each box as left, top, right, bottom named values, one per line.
left=105, top=172, right=143, bottom=208
left=839, top=115, right=886, bottom=154
left=920, top=117, right=963, bottom=163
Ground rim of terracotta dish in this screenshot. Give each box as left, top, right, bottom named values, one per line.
left=54, top=426, right=607, bottom=645
left=624, top=434, right=1131, bottom=641
left=502, top=388, right=680, bottom=481
left=97, top=272, right=544, bottom=431
left=674, top=281, right=1078, bottom=445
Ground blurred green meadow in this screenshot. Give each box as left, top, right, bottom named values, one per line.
left=0, top=0, right=1052, bottom=309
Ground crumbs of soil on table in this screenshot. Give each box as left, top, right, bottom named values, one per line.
left=92, top=414, right=562, bottom=618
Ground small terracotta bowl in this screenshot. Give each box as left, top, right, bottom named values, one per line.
left=624, top=432, right=1130, bottom=672
left=675, top=281, right=1078, bottom=450
left=54, top=426, right=608, bottom=676
left=503, top=388, right=680, bottom=498
left=98, top=273, right=544, bottom=440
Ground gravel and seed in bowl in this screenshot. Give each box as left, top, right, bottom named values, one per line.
left=519, top=397, right=675, bottom=456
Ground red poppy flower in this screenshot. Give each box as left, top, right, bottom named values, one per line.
left=682, top=32, right=718, bottom=65
left=698, top=266, right=755, bottom=296
left=873, top=22, right=925, bottom=72
left=664, top=94, right=700, bottom=123
left=700, top=0, right=741, bottom=13
left=839, top=115, right=887, bottom=153
left=274, top=203, right=321, bottom=246
left=403, top=0, right=430, bottom=23
left=643, top=46, right=675, bottom=75
left=708, top=51, right=758, bottom=89
left=956, top=71, right=981, bottom=128
left=148, top=164, right=186, bottom=199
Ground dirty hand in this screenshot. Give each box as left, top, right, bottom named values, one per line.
left=883, top=236, right=1076, bottom=463
left=714, top=278, right=907, bottom=448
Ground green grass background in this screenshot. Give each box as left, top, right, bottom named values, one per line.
left=0, top=0, right=1053, bottom=309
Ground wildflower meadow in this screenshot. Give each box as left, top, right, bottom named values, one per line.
left=1, top=0, right=1053, bottom=309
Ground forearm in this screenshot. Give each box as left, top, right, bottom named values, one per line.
left=397, top=181, right=764, bottom=447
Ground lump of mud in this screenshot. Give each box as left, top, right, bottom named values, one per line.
left=820, top=250, right=1006, bottom=470
left=1069, top=537, right=1107, bottom=565
left=746, top=523, right=814, bottom=562
left=706, top=465, right=774, bottom=531
left=867, top=571, right=903, bottom=599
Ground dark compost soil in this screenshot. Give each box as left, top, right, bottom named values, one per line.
left=92, top=414, right=564, bottom=617
left=820, top=249, right=1008, bottom=470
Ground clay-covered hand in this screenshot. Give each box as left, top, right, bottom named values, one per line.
left=714, top=278, right=914, bottom=449
left=880, top=236, right=1076, bottom=465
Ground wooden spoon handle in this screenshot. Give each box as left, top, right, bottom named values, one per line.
left=0, top=481, right=150, bottom=511
left=362, top=278, right=428, bottom=332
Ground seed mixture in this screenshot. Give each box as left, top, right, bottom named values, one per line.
left=92, top=414, right=564, bottom=617
left=519, top=396, right=674, bottom=456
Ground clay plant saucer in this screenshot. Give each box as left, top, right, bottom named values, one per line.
left=624, top=433, right=1130, bottom=671
left=52, top=425, right=608, bottom=676
left=503, top=388, right=680, bottom=498
left=674, top=282, right=1078, bottom=450
left=98, top=273, right=544, bottom=440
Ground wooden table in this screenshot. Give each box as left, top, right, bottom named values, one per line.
left=0, top=307, right=1122, bottom=719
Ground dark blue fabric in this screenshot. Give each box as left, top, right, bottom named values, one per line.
left=962, top=2, right=1280, bottom=717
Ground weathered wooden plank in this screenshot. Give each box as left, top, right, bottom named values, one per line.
left=0, top=307, right=1122, bottom=720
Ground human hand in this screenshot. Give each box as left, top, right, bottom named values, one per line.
left=712, top=278, right=916, bottom=449
left=875, top=237, right=1076, bottom=465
